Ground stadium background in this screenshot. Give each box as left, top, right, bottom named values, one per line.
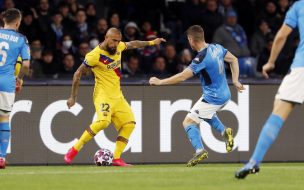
left=1, top=0, right=303, bottom=165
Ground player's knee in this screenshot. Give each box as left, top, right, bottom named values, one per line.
left=118, top=122, right=135, bottom=140
left=182, top=117, right=197, bottom=128
left=90, top=120, right=110, bottom=134
left=122, top=122, right=135, bottom=131
left=0, top=110, right=10, bottom=122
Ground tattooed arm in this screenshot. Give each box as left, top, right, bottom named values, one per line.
left=125, top=38, right=166, bottom=50
left=67, top=64, right=91, bottom=109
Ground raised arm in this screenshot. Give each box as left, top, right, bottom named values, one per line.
left=262, top=24, right=293, bottom=78
left=224, top=51, right=245, bottom=92
left=149, top=68, right=194, bottom=85
left=125, top=38, right=166, bottom=49
left=67, top=64, right=91, bottom=109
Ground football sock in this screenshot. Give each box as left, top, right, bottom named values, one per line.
left=184, top=124, right=204, bottom=152
left=206, top=114, right=225, bottom=135
left=74, top=120, right=110, bottom=151
left=114, top=122, right=135, bottom=159
left=250, top=114, right=284, bottom=163
left=0, top=122, right=10, bottom=158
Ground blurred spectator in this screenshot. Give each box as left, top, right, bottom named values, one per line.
left=151, top=56, right=168, bottom=75
left=202, top=0, right=223, bottom=42
left=178, top=49, right=193, bottom=72
left=123, top=21, right=142, bottom=42
left=250, top=20, right=273, bottom=57
left=19, top=9, right=40, bottom=43
left=142, top=21, right=155, bottom=38
left=85, top=2, right=97, bottom=29
left=41, top=50, right=58, bottom=78
left=109, top=13, right=121, bottom=29
left=59, top=53, right=76, bottom=77
left=218, top=0, right=234, bottom=17
left=89, top=37, right=99, bottom=50
left=122, top=55, right=142, bottom=77
left=140, top=31, right=161, bottom=72
left=93, top=18, right=108, bottom=42
left=58, top=34, right=77, bottom=60
left=261, top=0, right=281, bottom=32
left=37, top=0, right=52, bottom=48
left=49, top=11, right=66, bottom=49
left=74, top=9, right=90, bottom=45
left=181, top=0, right=205, bottom=29
left=29, top=39, right=44, bottom=78
left=58, top=2, right=74, bottom=29
left=1, top=0, right=15, bottom=11
left=66, top=0, right=83, bottom=16
left=163, top=43, right=180, bottom=74
left=74, top=41, right=90, bottom=68
left=278, top=0, right=289, bottom=18
left=257, top=34, right=291, bottom=76
left=213, top=10, right=250, bottom=57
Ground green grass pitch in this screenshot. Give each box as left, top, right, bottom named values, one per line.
left=0, top=163, right=304, bottom=190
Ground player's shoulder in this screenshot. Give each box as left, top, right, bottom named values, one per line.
left=290, top=0, right=304, bottom=11
left=193, top=47, right=208, bottom=64
left=7, top=29, right=29, bottom=44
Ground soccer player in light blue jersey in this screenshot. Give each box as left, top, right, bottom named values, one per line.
left=149, top=25, right=244, bottom=167
left=0, top=8, right=30, bottom=169
left=235, top=0, right=304, bottom=179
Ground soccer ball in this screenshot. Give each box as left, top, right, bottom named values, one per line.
left=94, top=148, right=113, bottom=166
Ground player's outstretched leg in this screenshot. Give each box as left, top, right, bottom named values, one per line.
left=64, top=120, right=110, bottom=164
left=206, top=114, right=234, bottom=152
left=0, top=121, right=10, bottom=169
left=235, top=114, right=284, bottom=179
left=183, top=117, right=208, bottom=167
left=112, top=122, right=135, bottom=166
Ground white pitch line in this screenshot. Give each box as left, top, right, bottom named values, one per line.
left=1, top=165, right=304, bottom=176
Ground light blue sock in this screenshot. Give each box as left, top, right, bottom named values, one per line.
left=206, top=114, right=225, bottom=135
left=250, top=114, right=284, bottom=164
left=185, top=124, right=204, bottom=152
left=0, top=122, right=10, bottom=158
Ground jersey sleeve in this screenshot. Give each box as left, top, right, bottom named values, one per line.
left=219, top=44, right=228, bottom=58
left=20, top=37, right=30, bottom=61
left=188, top=57, right=206, bottom=75
left=117, top=41, right=127, bottom=52
left=284, top=4, right=298, bottom=29
left=83, top=53, right=97, bottom=67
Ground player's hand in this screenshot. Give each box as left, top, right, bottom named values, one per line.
left=233, top=81, right=245, bottom=93
left=262, top=62, right=275, bottom=79
left=149, top=77, right=162, bottom=85
left=153, top=38, right=166, bottom=45
left=15, top=78, right=23, bottom=94
left=67, top=97, right=76, bottom=109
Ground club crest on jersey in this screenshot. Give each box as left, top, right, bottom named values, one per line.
left=99, top=54, right=114, bottom=65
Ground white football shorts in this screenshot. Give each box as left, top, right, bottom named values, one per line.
left=275, top=68, right=304, bottom=104
left=186, top=97, right=227, bottom=123
left=0, top=91, right=15, bottom=112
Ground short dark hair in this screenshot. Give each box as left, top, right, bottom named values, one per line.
left=1, top=8, right=21, bottom=24
left=186, top=25, right=205, bottom=42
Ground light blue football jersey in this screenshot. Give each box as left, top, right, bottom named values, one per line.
left=284, top=0, right=304, bottom=68
left=0, top=29, right=30, bottom=93
left=188, top=44, right=231, bottom=105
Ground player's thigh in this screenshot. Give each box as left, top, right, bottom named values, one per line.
left=94, top=98, right=113, bottom=122
left=112, top=98, right=135, bottom=131
left=186, top=97, right=224, bottom=123
left=275, top=68, right=304, bottom=104
left=0, top=91, right=15, bottom=113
